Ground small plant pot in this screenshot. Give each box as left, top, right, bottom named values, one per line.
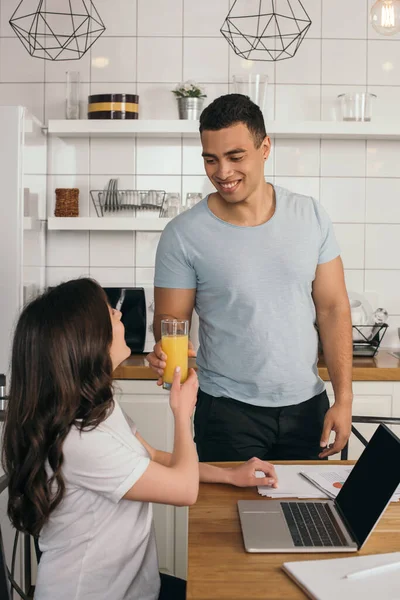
left=176, top=97, right=205, bottom=120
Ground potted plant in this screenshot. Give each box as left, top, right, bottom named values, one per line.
left=172, top=81, right=207, bottom=120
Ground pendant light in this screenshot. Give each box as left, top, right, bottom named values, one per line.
left=9, top=0, right=106, bottom=61
left=220, top=0, right=312, bottom=62
left=370, top=0, right=400, bottom=36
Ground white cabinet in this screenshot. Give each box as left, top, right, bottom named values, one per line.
left=325, top=381, right=399, bottom=459
left=114, top=380, right=188, bottom=578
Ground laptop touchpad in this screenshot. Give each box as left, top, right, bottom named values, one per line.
left=240, top=511, right=294, bottom=549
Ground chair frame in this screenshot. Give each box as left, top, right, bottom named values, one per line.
left=0, top=475, right=35, bottom=599
left=341, top=416, right=400, bottom=460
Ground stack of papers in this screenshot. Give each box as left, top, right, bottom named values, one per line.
left=258, top=465, right=400, bottom=502
left=258, top=465, right=328, bottom=499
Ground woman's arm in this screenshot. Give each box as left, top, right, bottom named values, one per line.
left=135, top=435, right=278, bottom=489
left=122, top=369, right=199, bottom=506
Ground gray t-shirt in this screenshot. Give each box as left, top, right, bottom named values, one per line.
left=155, top=186, right=340, bottom=407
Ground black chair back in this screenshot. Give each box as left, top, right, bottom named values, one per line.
left=341, top=416, right=400, bottom=459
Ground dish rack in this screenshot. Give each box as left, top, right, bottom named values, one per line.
left=90, top=188, right=166, bottom=217
left=351, top=324, right=388, bottom=357
left=318, top=324, right=388, bottom=357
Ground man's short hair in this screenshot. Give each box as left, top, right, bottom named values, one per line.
left=199, top=94, right=267, bottom=148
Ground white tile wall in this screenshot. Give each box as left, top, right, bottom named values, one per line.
left=274, top=177, right=319, bottom=199
left=138, top=0, right=183, bottom=37
left=90, top=138, right=136, bottom=176
left=320, top=140, right=366, bottom=177
left=367, top=140, right=400, bottom=177
left=322, top=0, right=368, bottom=39
left=184, top=0, right=229, bottom=37
left=0, top=0, right=399, bottom=343
left=137, top=37, right=182, bottom=82
left=320, top=178, right=366, bottom=223
left=275, top=139, right=320, bottom=177
left=275, top=85, right=321, bottom=121
left=89, top=231, right=135, bottom=268
left=322, top=40, right=367, bottom=86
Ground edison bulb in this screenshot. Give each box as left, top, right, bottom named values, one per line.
left=370, top=0, right=400, bottom=36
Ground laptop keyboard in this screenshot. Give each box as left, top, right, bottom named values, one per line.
left=281, top=502, right=346, bottom=547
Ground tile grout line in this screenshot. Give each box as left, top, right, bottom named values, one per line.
left=319, top=0, right=323, bottom=202
left=364, top=0, right=369, bottom=292
left=134, top=0, right=140, bottom=282
left=180, top=0, right=185, bottom=202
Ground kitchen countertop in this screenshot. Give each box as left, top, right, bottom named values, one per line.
left=113, top=348, right=400, bottom=381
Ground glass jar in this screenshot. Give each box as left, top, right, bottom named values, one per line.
left=337, top=92, right=377, bottom=122
left=65, top=71, right=80, bottom=119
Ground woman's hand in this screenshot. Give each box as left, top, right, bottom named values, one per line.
left=147, top=340, right=197, bottom=386
left=169, top=367, right=198, bottom=420
left=227, top=457, right=278, bottom=488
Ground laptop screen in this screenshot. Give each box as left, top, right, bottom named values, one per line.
left=336, top=424, right=400, bottom=547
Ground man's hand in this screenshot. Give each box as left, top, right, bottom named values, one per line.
left=226, top=457, right=278, bottom=488
left=319, top=403, right=352, bottom=458
left=147, top=340, right=197, bottom=386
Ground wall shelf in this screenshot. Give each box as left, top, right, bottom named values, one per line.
left=47, top=120, right=200, bottom=138
left=46, top=119, right=400, bottom=140
left=47, top=217, right=171, bottom=231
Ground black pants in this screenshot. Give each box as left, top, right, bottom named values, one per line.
left=158, top=572, right=186, bottom=600
left=194, top=389, right=330, bottom=462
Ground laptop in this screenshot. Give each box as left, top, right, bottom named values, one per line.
left=238, top=424, right=400, bottom=553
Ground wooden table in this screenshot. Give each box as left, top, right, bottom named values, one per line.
left=187, top=461, right=400, bottom=600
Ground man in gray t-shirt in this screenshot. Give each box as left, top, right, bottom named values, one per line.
left=148, top=94, right=353, bottom=462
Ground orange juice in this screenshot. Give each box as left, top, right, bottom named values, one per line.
left=161, top=334, right=188, bottom=387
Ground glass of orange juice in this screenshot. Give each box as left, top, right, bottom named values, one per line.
left=161, top=319, right=189, bottom=390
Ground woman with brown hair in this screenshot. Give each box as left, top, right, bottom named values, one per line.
left=2, top=278, right=277, bottom=600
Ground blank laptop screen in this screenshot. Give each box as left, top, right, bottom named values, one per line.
left=336, top=424, right=400, bottom=547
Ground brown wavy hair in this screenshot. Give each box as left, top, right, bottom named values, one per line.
left=2, top=278, right=114, bottom=536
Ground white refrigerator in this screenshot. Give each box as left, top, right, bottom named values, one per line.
left=0, top=106, right=47, bottom=378
left=0, top=106, right=47, bottom=592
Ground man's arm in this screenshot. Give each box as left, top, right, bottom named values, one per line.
left=312, top=255, right=353, bottom=457
left=148, top=287, right=196, bottom=382
left=153, top=287, right=196, bottom=342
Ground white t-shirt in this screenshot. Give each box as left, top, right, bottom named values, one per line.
left=35, top=400, right=160, bottom=600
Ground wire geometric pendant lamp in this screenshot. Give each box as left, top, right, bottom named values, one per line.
left=221, top=0, right=312, bottom=62
left=9, top=0, right=106, bottom=61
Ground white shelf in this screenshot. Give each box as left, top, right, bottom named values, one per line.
left=47, top=119, right=200, bottom=138
left=47, top=217, right=171, bottom=231
left=46, top=119, right=400, bottom=140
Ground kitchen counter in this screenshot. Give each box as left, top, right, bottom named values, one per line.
left=113, top=348, right=400, bottom=381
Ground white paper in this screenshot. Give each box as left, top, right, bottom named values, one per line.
left=258, top=464, right=399, bottom=501
left=300, top=466, right=400, bottom=502
left=257, top=465, right=329, bottom=499
left=282, top=552, right=400, bottom=600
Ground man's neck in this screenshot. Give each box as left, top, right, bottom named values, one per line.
left=208, top=182, right=275, bottom=227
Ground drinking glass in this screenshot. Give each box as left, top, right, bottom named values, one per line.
left=232, top=73, right=269, bottom=111
left=161, top=193, right=182, bottom=218
left=161, top=319, right=189, bottom=390
left=185, top=192, right=202, bottom=209
left=66, top=71, right=80, bottom=120
left=337, top=92, right=377, bottom=122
